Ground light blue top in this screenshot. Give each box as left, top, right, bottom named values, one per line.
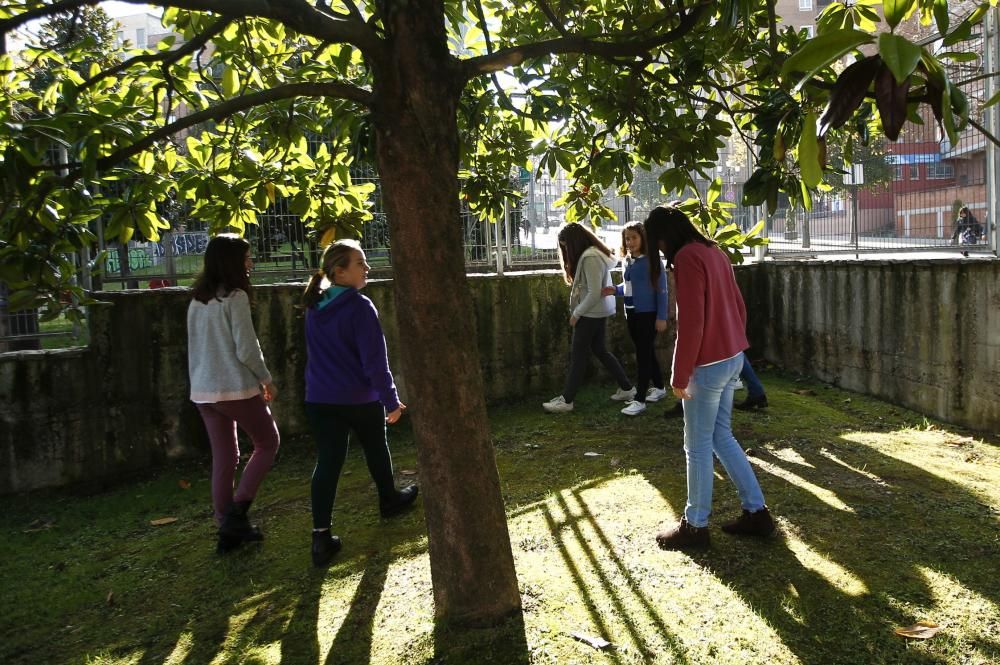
left=615, top=254, right=668, bottom=320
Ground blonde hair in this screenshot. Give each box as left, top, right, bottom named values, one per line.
left=302, top=239, right=363, bottom=307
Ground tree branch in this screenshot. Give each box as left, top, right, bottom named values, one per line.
left=534, top=0, right=570, bottom=38
left=1, top=0, right=382, bottom=56
left=77, top=16, right=231, bottom=94
left=462, top=0, right=711, bottom=76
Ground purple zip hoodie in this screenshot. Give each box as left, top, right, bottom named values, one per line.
left=305, top=287, right=400, bottom=411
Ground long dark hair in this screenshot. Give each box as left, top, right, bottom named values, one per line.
left=302, top=239, right=362, bottom=308
left=643, top=205, right=715, bottom=290
left=191, top=234, right=251, bottom=304
left=620, top=220, right=647, bottom=258
left=959, top=206, right=978, bottom=224
left=557, top=223, right=614, bottom=284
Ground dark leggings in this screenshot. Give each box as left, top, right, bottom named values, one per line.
left=625, top=310, right=664, bottom=402
left=562, top=315, right=631, bottom=403
left=306, top=401, right=397, bottom=530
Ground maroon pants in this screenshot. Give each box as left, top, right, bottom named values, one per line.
left=196, top=395, right=280, bottom=526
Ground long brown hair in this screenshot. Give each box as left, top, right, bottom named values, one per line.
left=191, top=234, right=251, bottom=304
left=302, top=239, right=362, bottom=307
left=620, top=220, right=647, bottom=258
left=557, top=223, right=614, bottom=284
left=643, top=205, right=715, bottom=290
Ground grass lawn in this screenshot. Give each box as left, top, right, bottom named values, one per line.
left=2, top=371, right=998, bottom=664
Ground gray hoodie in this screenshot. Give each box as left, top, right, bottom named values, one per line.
left=569, top=246, right=618, bottom=319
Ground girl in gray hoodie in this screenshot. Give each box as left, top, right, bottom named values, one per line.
left=543, top=224, right=634, bottom=413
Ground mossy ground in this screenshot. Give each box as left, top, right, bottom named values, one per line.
left=2, top=370, right=998, bottom=664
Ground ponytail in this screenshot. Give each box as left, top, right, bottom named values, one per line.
left=302, top=271, right=326, bottom=308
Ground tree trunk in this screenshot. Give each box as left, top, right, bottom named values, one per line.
left=370, top=1, right=521, bottom=625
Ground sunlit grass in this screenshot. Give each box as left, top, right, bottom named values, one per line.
left=1, top=371, right=998, bottom=664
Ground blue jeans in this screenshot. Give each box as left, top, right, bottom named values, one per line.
left=740, top=354, right=766, bottom=399
left=682, top=352, right=766, bottom=527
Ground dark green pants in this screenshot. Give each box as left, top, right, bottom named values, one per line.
left=305, top=401, right=396, bottom=530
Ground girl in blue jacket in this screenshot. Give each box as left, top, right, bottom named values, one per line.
left=605, top=221, right=669, bottom=416
left=302, top=239, right=418, bottom=567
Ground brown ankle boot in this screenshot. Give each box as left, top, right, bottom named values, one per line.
left=655, top=518, right=710, bottom=550
left=721, top=507, right=776, bottom=537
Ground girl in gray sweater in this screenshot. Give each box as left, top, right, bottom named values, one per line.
left=187, top=235, right=280, bottom=553
left=542, top=224, right=633, bottom=413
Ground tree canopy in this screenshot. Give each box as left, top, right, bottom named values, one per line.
left=1, top=0, right=996, bottom=624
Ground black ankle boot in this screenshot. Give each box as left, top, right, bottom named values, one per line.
left=735, top=394, right=768, bottom=411
left=311, top=530, right=343, bottom=567
left=217, top=500, right=263, bottom=554
left=379, top=485, right=419, bottom=518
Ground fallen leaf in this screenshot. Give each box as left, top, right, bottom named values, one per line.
left=570, top=632, right=612, bottom=650
left=584, top=452, right=603, bottom=457
left=106, top=591, right=114, bottom=606
left=150, top=517, right=178, bottom=526
left=609, top=457, right=621, bottom=467
left=794, top=389, right=816, bottom=396
left=894, top=621, right=942, bottom=639
left=400, top=469, right=418, bottom=476
left=524, top=443, right=542, bottom=449
left=178, top=479, right=191, bottom=489
left=843, top=398, right=852, bottom=403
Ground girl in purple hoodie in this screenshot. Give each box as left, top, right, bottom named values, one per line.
left=302, top=239, right=419, bottom=567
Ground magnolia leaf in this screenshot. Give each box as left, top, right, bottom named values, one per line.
left=570, top=632, right=612, bottom=650
left=820, top=56, right=880, bottom=136
left=178, top=479, right=191, bottom=489
left=780, top=30, right=874, bottom=92
left=874, top=64, right=910, bottom=141
left=798, top=112, right=822, bottom=188
left=878, top=33, right=922, bottom=85
left=883, top=0, right=916, bottom=30
left=933, top=0, right=949, bottom=34
left=222, top=67, right=239, bottom=97
left=894, top=621, right=942, bottom=640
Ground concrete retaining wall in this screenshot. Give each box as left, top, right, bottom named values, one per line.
left=0, top=272, right=663, bottom=494
left=739, top=259, right=1000, bottom=432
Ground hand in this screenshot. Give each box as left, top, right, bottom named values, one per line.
left=655, top=319, right=667, bottom=332
left=672, top=386, right=692, bottom=400
left=569, top=315, right=578, bottom=327
left=261, top=382, right=277, bottom=402
left=601, top=286, right=616, bottom=297
left=386, top=402, right=407, bottom=424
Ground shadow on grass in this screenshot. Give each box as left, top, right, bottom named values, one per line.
left=640, top=385, right=1000, bottom=665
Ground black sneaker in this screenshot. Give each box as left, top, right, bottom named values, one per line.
left=311, top=530, right=343, bottom=567
left=379, top=485, right=419, bottom=518
left=217, top=500, right=263, bottom=554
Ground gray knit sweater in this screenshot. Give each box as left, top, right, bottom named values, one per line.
left=187, top=289, right=272, bottom=403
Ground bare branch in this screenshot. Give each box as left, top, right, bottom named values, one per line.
left=463, top=0, right=711, bottom=76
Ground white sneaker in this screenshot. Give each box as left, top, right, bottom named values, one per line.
left=646, top=387, right=668, bottom=402
left=621, top=400, right=647, bottom=416
left=731, top=378, right=744, bottom=390
left=542, top=395, right=573, bottom=413
left=610, top=387, right=636, bottom=401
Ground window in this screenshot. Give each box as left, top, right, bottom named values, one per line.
left=136, top=28, right=146, bottom=46
left=927, top=163, right=954, bottom=179
left=802, top=25, right=815, bottom=38
left=116, top=30, right=125, bottom=45
left=800, top=0, right=813, bottom=9
left=894, top=165, right=903, bottom=180
left=909, top=165, right=919, bottom=180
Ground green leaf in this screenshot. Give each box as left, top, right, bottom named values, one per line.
left=707, top=178, right=722, bottom=206
left=941, top=82, right=958, bottom=145
left=878, top=33, right=922, bottom=85
left=983, top=88, right=1000, bottom=109
left=780, top=30, right=874, bottom=92
left=798, top=112, right=822, bottom=188
left=883, top=0, right=916, bottom=30
left=933, top=0, right=950, bottom=34
left=222, top=67, right=239, bottom=97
